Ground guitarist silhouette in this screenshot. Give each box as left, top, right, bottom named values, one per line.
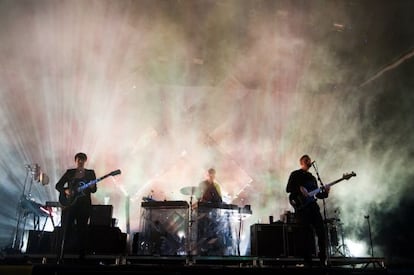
left=55, top=152, right=97, bottom=263
left=286, top=154, right=330, bottom=267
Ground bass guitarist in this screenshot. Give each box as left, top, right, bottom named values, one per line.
left=55, top=152, right=97, bottom=262
left=286, top=154, right=330, bottom=267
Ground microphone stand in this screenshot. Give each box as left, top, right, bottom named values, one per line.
left=365, top=215, right=374, bottom=258
left=363, top=214, right=382, bottom=268
left=312, top=161, right=331, bottom=266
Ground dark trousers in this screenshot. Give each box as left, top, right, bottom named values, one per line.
left=295, top=202, right=327, bottom=264
left=59, top=203, right=91, bottom=259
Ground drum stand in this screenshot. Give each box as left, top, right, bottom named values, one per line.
left=235, top=207, right=245, bottom=256
left=186, top=194, right=195, bottom=262
left=178, top=186, right=200, bottom=262
left=331, top=228, right=346, bottom=257
left=330, top=213, right=351, bottom=257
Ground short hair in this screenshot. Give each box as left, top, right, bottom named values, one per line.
left=300, top=154, right=310, bottom=162
left=74, top=152, right=87, bottom=161
left=208, top=168, right=216, bottom=174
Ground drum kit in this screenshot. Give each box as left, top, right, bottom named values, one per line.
left=138, top=185, right=252, bottom=256
left=326, top=211, right=351, bottom=257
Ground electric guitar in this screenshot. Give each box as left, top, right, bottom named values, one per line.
left=59, top=169, right=121, bottom=207
left=289, top=171, right=356, bottom=211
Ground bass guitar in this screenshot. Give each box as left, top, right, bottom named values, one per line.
left=59, top=169, right=121, bottom=207
left=289, top=171, right=356, bottom=211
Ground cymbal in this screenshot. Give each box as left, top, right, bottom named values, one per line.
left=180, top=186, right=200, bottom=196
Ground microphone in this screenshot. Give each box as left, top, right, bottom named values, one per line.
left=311, top=161, right=316, bottom=165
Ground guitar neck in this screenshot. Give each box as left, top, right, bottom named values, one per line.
left=308, top=178, right=345, bottom=197
left=76, top=174, right=109, bottom=192
left=75, top=170, right=121, bottom=192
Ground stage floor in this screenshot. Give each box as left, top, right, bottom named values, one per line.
left=0, top=253, right=394, bottom=275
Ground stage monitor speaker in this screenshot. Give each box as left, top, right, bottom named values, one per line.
left=250, top=223, right=285, bottom=257
left=87, top=226, right=127, bottom=254
left=90, top=205, right=113, bottom=226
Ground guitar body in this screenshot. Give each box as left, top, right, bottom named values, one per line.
left=59, top=179, right=88, bottom=207
left=289, top=192, right=316, bottom=211
left=58, top=189, right=76, bottom=208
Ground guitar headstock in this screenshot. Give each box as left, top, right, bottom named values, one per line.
left=343, top=171, right=356, bottom=180
left=110, top=169, right=121, bottom=176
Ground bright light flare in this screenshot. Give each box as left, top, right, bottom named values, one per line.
left=345, top=238, right=369, bottom=257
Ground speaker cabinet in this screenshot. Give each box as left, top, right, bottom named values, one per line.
left=50, top=226, right=127, bottom=254
left=250, top=223, right=285, bottom=257
left=90, top=205, right=113, bottom=226
left=284, top=223, right=316, bottom=257
left=250, top=223, right=316, bottom=257
left=88, top=226, right=127, bottom=254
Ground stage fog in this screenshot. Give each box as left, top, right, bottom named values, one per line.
left=0, top=0, right=412, bottom=261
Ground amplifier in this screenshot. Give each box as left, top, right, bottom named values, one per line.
left=250, top=223, right=285, bottom=257
left=50, top=226, right=126, bottom=254
left=90, top=205, right=113, bottom=226
left=88, top=226, right=127, bottom=254
left=141, top=200, right=189, bottom=209
left=250, top=223, right=316, bottom=257
left=284, top=223, right=316, bottom=257
left=197, top=202, right=238, bottom=210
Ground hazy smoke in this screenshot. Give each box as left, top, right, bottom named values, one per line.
left=0, top=0, right=412, bottom=260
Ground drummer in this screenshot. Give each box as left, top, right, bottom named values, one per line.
left=198, top=168, right=223, bottom=203
left=197, top=168, right=229, bottom=255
